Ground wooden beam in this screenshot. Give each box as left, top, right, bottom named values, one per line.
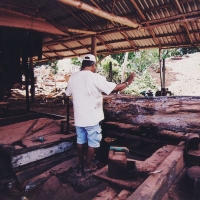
left=120, top=32, right=138, bottom=49
left=43, top=39, right=200, bottom=54
left=172, top=0, right=194, bottom=45
left=129, top=0, right=160, bottom=46
left=127, top=142, right=185, bottom=200
left=61, top=43, right=78, bottom=57
left=96, top=36, right=113, bottom=52
left=55, top=25, right=97, bottom=34
left=91, top=36, right=97, bottom=57
left=58, top=2, right=94, bottom=31
left=140, top=10, right=200, bottom=25
left=58, top=0, right=140, bottom=28
left=0, top=9, right=65, bottom=35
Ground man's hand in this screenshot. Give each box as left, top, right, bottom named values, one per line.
left=112, top=72, right=135, bottom=92
left=125, top=73, right=135, bottom=85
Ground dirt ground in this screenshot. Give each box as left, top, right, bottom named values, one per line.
left=149, top=52, right=200, bottom=96
left=0, top=157, right=110, bottom=200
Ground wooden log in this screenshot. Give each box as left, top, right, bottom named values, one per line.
left=103, top=95, right=200, bottom=133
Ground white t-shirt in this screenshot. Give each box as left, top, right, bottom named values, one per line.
left=66, top=71, right=116, bottom=126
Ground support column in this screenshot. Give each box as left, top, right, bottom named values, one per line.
left=91, top=36, right=97, bottom=58
left=22, top=54, right=30, bottom=111
left=109, top=62, right=112, bottom=82
left=159, top=48, right=163, bottom=89
left=29, top=57, right=35, bottom=102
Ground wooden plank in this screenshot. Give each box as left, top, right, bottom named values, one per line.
left=93, top=145, right=175, bottom=189
left=16, top=150, right=76, bottom=183
left=0, top=9, right=65, bottom=35
left=93, top=187, right=118, bottom=200
left=11, top=141, right=73, bottom=168
left=0, top=113, right=41, bottom=127
left=1, top=133, right=76, bottom=155
left=127, top=142, right=185, bottom=200
left=93, top=165, right=143, bottom=190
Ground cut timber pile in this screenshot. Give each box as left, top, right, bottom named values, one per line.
left=103, top=95, right=200, bottom=135
left=0, top=118, right=76, bottom=184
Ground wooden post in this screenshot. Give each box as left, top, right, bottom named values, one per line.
left=161, top=58, right=166, bottom=96
left=162, top=59, right=165, bottom=88
left=159, top=48, right=163, bottom=89
left=109, top=62, right=112, bottom=82
left=91, top=36, right=97, bottom=58
left=66, top=96, right=70, bottom=134
left=121, top=52, right=128, bottom=83
left=22, top=53, right=30, bottom=111
left=29, top=57, right=35, bottom=102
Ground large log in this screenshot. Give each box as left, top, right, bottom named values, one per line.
left=103, top=95, right=200, bottom=133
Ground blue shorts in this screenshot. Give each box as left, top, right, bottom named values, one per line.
left=76, top=124, right=102, bottom=148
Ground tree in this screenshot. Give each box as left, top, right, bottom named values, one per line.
left=71, top=57, right=81, bottom=66
left=49, top=61, right=58, bottom=74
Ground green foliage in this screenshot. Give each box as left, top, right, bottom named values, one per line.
left=71, top=58, right=81, bottom=66
left=98, top=55, right=122, bottom=83
left=123, top=70, right=158, bottom=95
left=180, top=47, right=198, bottom=55
left=48, top=61, right=58, bottom=74
left=161, top=48, right=182, bottom=59
left=134, top=50, right=159, bottom=72
left=110, top=54, right=125, bottom=65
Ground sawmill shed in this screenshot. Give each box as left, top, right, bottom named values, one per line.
left=0, top=0, right=200, bottom=200
left=0, top=0, right=200, bottom=98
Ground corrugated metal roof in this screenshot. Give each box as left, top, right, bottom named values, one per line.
left=0, top=0, right=199, bottom=63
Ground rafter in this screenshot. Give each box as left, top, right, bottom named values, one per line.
left=96, top=36, right=113, bottom=52
left=58, top=3, right=90, bottom=29
left=129, top=0, right=160, bottom=45
left=173, top=0, right=194, bottom=45
left=44, top=30, right=200, bottom=47
left=120, top=32, right=138, bottom=49
left=58, top=0, right=140, bottom=28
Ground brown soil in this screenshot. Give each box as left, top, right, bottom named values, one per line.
left=148, top=52, right=200, bottom=96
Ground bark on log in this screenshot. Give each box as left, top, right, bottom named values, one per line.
left=103, top=95, right=200, bottom=133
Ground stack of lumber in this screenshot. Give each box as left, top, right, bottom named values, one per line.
left=0, top=118, right=76, bottom=185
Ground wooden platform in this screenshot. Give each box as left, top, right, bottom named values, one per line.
left=0, top=102, right=9, bottom=116
left=0, top=117, right=76, bottom=183
left=93, top=144, right=175, bottom=190
left=127, top=142, right=185, bottom=200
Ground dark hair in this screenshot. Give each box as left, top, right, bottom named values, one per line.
left=81, top=60, right=95, bottom=70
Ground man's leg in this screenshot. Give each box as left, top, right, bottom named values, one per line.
left=76, top=126, right=87, bottom=168
left=77, top=143, right=85, bottom=166
left=85, top=146, right=95, bottom=169
left=84, top=124, right=101, bottom=171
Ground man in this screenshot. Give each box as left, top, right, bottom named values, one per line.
left=66, top=54, right=135, bottom=172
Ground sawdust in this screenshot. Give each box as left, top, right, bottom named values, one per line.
left=148, top=52, right=200, bottom=96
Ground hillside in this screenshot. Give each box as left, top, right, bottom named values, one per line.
left=148, top=52, right=200, bottom=96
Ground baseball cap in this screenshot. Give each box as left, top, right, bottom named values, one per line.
left=82, top=54, right=96, bottom=62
